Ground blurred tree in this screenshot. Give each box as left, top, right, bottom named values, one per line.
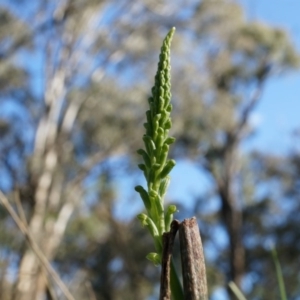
left=0, top=0, right=299, bottom=300
left=238, top=149, right=300, bottom=299
left=169, top=1, right=298, bottom=298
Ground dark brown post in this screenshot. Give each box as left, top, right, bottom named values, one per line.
left=159, top=220, right=180, bottom=300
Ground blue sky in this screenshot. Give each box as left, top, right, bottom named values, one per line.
left=115, top=0, right=300, bottom=222
left=171, top=0, right=300, bottom=227
left=3, top=0, right=295, bottom=230
left=169, top=0, right=300, bottom=221
left=239, top=0, right=300, bottom=154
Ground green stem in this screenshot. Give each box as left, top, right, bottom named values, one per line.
left=170, top=259, right=183, bottom=300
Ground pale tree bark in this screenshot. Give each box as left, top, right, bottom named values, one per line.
left=14, top=3, right=79, bottom=298
left=13, top=1, right=129, bottom=297
left=15, top=55, right=69, bottom=300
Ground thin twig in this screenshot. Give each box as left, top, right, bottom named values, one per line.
left=179, top=217, right=208, bottom=300
left=0, top=190, right=75, bottom=300
left=160, top=220, right=180, bottom=300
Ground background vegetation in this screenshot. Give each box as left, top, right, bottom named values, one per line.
left=0, top=0, right=299, bottom=299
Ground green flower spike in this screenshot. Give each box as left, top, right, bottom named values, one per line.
left=135, top=27, right=177, bottom=260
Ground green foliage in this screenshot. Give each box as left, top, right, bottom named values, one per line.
left=135, top=28, right=177, bottom=260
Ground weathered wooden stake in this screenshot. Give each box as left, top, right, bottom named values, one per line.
left=159, top=217, right=208, bottom=300
left=179, top=217, right=208, bottom=300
